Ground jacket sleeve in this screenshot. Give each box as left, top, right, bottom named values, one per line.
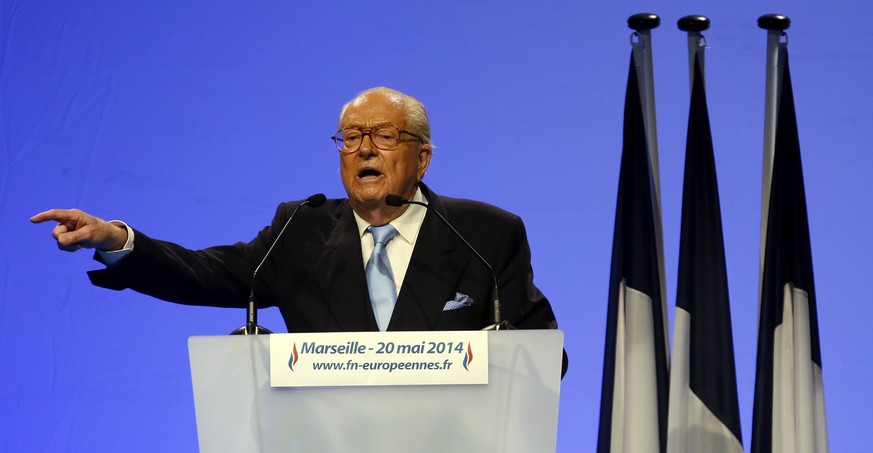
left=87, top=204, right=292, bottom=308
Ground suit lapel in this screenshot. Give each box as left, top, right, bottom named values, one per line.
left=309, top=204, right=377, bottom=332
left=389, top=191, right=472, bottom=330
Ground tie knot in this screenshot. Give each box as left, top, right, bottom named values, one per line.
left=369, top=224, right=397, bottom=245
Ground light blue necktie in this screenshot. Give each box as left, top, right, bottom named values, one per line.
left=366, top=224, right=398, bottom=331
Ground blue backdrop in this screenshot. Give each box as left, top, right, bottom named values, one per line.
left=3, top=1, right=871, bottom=451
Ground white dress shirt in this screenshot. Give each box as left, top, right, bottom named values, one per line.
left=353, top=187, right=428, bottom=296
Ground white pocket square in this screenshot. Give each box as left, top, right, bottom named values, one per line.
left=443, top=292, right=474, bottom=311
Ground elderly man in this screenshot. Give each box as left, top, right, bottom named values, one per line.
left=31, top=87, right=562, bottom=349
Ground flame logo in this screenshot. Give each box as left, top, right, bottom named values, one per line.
left=288, top=343, right=299, bottom=371
left=463, top=342, right=473, bottom=371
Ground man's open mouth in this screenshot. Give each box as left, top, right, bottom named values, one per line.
left=358, top=168, right=383, bottom=178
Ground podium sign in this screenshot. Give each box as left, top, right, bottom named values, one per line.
left=269, top=331, right=489, bottom=387
left=188, top=330, right=563, bottom=453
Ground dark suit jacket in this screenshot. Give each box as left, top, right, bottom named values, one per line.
left=89, top=184, right=560, bottom=336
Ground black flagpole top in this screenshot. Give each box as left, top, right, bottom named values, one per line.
left=758, top=14, right=791, bottom=31
left=628, top=13, right=660, bottom=31
left=677, top=15, right=710, bottom=32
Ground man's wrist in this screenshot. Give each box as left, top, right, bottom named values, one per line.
left=106, top=221, right=134, bottom=252
left=98, top=222, right=135, bottom=267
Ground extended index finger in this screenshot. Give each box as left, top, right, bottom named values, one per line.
left=30, top=208, right=80, bottom=224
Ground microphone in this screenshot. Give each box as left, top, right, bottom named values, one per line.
left=386, top=194, right=509, bottom=330
left=231, top=193, right=326, bottom=335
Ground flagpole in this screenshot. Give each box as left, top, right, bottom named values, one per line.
left=628, top=13, right=661, bottom=179
left=628, top=12, right=661, bottom=216
left=627, top=12, right=668, bottom=345
left=757, top=14, right=790, bottom=288
left=677, top=15, right=710, bottom=91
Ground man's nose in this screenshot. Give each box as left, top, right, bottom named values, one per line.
left=358, top=133, right=377, bottom=156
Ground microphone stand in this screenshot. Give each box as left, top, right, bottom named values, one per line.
left=480, top=284, right=511, bottom=331
left=230, top=194, right=326, bottom=335
left=230, top=292, right=273, bottom=335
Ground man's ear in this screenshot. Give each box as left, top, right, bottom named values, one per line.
left=417, top=144, right=433, bottom=179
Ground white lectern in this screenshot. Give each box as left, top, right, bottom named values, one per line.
left=188, top=330, right=563, bottom=453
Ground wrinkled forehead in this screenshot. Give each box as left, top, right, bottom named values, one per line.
left=348, top=91, right=405, bottom=110
left=339, top=92, right=408, bottom=129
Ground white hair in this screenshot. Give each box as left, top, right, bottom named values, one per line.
left=338, top=87, right=431, bottom=145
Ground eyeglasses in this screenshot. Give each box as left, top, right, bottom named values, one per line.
left=332, top=125, right=424, bottom=153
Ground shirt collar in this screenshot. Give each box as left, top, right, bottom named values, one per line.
left=353, top=187, right=428, bottom=245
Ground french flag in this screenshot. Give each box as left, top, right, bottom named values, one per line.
left=751, top=48, right=829, bottom=453
left=597, top=51, right=669, bottom=453
left=666, top=53, right=743, bottom=453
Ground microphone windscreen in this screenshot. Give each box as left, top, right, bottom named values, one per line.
left=307, top=193, right=327, bottom=207
left=385, top=194, right=405, bottom=207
